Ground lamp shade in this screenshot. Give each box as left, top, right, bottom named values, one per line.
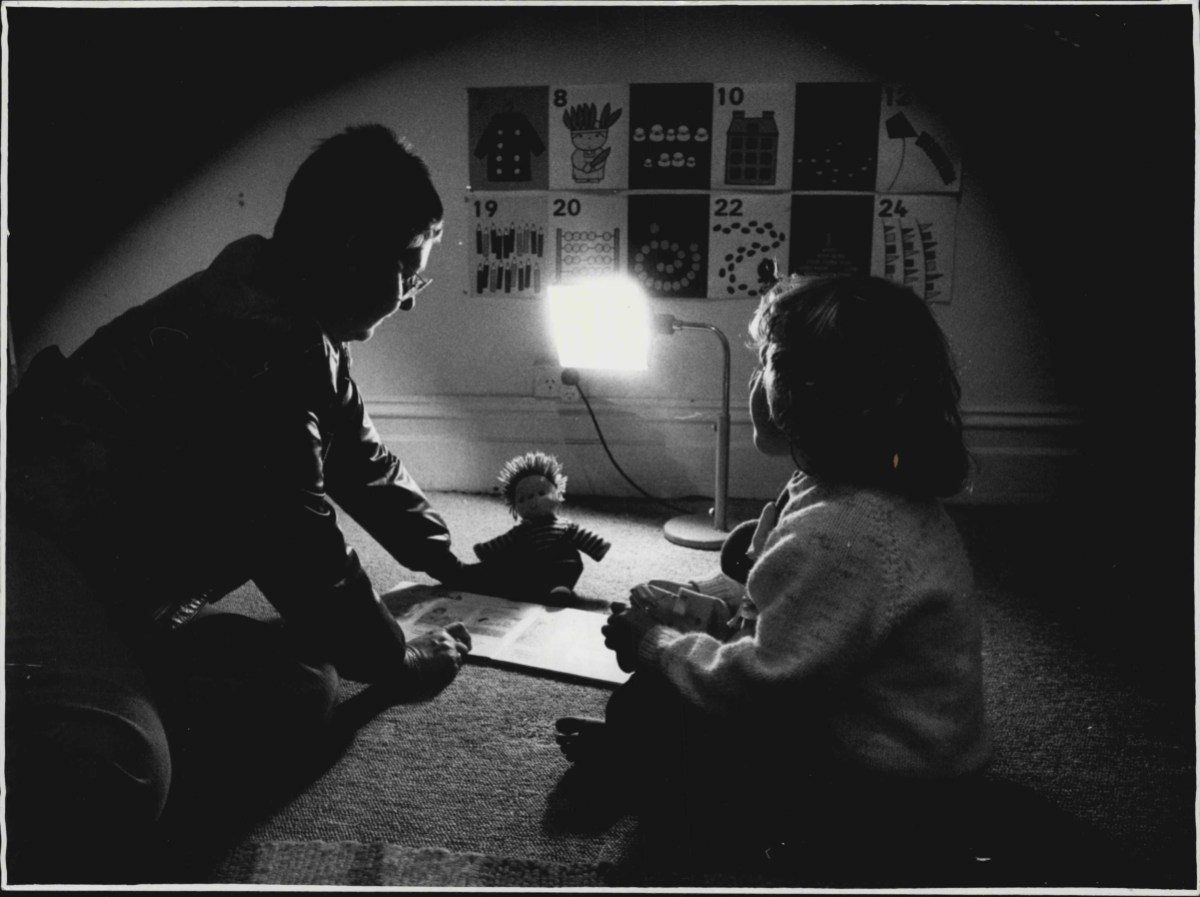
left=547, top=276, right=652, bottom=370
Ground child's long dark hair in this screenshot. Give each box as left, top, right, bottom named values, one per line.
left=750, top=275, right=971, bottom=498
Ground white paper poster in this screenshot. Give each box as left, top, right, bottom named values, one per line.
left=710, top=83, right=795, bottom=191
left=467, top=193, right=548, bottom=298
left=871, top=194, right=958, bottom=303
left=876, top=84, right=962, bottom=194
left=547, top=193, right=628, bottom=286
left=707, top=193, right=791, bottom=298
left=549, top=84, right=629, bottom=190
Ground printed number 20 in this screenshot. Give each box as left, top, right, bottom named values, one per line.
left=553, top=198, right=582, bottom=217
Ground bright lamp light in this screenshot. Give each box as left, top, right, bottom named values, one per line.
left=546, top=276, right=652, bottom=371
left=544, top=275, right=734, bottom=549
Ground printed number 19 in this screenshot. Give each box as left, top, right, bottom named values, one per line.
left=475, top=200, right=499, bottom=218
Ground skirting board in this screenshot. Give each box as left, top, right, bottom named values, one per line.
left=367, top=396, right=1084, bottom=504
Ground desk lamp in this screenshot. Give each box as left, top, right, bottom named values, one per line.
left=546, top=275, right=732, bottom=549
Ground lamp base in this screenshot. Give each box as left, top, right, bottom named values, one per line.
left=663, top=512, right=728, bottom=550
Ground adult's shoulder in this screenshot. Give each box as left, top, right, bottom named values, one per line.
left=195, top=235, right=338, bottom=381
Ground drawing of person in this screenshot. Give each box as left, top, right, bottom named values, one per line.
left=563, top=102, right=622, bottom=184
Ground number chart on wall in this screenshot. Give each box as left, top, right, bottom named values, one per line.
left=465, top=81, right=961, bottom=303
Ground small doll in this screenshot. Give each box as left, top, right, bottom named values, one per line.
left=473, top=452, right=611, bottom=605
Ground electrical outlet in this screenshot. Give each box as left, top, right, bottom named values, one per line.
left=532, top=363, right=561, bottom=399
left=560, top=382, right=580, bottom=403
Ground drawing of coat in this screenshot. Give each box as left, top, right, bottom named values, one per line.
left=473, top=110, right=545, bottom=182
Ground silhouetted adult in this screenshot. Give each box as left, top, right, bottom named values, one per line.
left=6, top=124, right=473, bottom=883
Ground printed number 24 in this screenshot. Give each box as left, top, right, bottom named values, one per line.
left=878, top=199, right=909, bottom=218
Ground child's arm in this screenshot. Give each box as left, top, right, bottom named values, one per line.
left=631, top=504, right=888, bottom=717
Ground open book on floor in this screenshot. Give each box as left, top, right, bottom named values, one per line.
left=383, top=582, right=629, bottom=686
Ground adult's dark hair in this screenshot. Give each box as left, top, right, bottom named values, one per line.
left=749, top=275, right=971, bottom=498
left=273, top=123, right=443, bottom=256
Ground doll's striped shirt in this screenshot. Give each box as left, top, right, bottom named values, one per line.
left=474, top=519, right=611, bottom=564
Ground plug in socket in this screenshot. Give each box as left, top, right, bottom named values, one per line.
left=532, top=363, right=561, bottom=399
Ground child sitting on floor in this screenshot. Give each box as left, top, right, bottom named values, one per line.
left=555, top=274, right=991, bottom=880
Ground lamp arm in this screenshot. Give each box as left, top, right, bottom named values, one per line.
left=659, top=316, right=731, bottom=532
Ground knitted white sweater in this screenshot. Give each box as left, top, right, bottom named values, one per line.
left=639, top=472, right=991, bottom=778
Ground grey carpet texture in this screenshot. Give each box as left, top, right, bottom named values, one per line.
left=180, top=492, right=1192, bottom=889
left=218, top=841, right=612, bottom=887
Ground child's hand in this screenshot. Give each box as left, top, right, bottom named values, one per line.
left=602, top=605, right=656, bottom=673
left=629, top=582, right=731, bottom=636
left=628, top=582, right=678, bottom=617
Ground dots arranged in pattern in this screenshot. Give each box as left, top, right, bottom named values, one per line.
left=712, top=219, right=787, bottom=295
left=632, top=223, right=702, bottom=294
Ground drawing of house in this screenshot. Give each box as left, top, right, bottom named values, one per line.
left=725, top=110, right=778, bottom=186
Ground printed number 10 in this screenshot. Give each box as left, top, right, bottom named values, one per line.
left=717, top=86, right=745, bottom=106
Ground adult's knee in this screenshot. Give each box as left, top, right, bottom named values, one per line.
left=6, top=702, right=171, bottom=883
left=159, top=612, right=340, bottom=744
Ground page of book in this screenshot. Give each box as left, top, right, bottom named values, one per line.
left=384, top=582, right=629, bottom=686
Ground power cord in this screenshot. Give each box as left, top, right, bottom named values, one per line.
left=561, top=367, right=695, bottom=516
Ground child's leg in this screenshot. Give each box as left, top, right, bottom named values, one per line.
left=556, top=672, right=693, bottom=769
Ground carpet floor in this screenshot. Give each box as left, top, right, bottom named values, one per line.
left=148, top=491, right=1193, bottom=889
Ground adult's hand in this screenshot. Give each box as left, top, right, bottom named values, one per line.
left=602, top=605, right=657, bottom=673
left=440, top=561, right=489, bottom=593
left=400, top=621, right=472, bottom=698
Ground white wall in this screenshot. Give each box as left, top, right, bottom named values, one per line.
left=26, top=9, right=1081, bottom=503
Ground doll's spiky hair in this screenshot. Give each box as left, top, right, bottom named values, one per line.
left=498, top=452, right=568, bottom=518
